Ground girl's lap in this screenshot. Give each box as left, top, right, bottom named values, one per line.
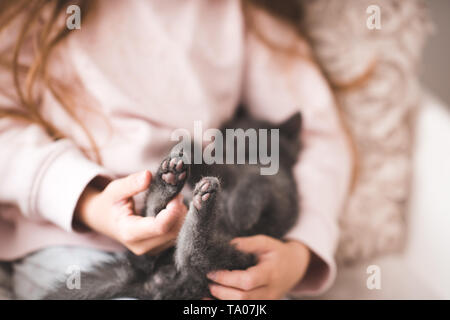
left=11, top=246, right=123, bottom=299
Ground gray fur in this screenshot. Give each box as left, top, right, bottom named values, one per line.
left=44, top=108, right=302, bottom=300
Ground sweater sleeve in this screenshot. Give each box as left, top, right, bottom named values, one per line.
left=242, top=10, right=352, bottom=297
left=0, top=118, right=111, bottom=232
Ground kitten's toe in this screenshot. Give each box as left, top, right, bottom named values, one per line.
left=192, top=177, right=220, bottom=211
left=159, top=153, right=189, bottom=188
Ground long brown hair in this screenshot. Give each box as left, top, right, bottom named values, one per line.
left=0, top=0, right=358, bottom=183
left=0, top=0, right=100, bottom=160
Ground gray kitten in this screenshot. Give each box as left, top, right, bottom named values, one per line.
left=44, top=108, right=302, bottom=299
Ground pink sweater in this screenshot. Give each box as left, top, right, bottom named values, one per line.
left=0, top=0, right=351, bottom=297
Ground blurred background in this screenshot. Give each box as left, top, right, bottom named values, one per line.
left=0, top=0, right=448, bottom=300
left=422, top=0, right=450, bottom=106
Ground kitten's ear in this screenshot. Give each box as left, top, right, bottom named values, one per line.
left=235, top=105, right=248, bottom=120
left=279, top=112, right=302, bottom=139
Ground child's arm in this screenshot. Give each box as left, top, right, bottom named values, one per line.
left=0, top=118, right=110, bottom=233
left=0, top=118, right=186, bottom=255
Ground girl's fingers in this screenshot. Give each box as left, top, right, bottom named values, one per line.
left=120, top=210, right=176, bottom=242
left=130, top=233, right=177, bottom=256
left=107, top=171, right=151, bottom=202
left=118, top=215, right=158, bottom=243
left=207, top=264, right=270, bottom=291
left=208, top=283, right=268, bottom=300
left=119, top=197, right=186, bottom=247
left=153, top=197, right=187, bottom=233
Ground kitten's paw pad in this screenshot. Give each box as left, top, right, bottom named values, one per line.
left=193, top=177, right=220, bottom=210
left=159, top=154, right=188, bottom=186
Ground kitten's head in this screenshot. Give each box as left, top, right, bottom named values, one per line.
left=224, top=107, right=302, bottom=167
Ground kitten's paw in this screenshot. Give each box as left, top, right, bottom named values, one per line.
left=158, top=152, right=189, bottom=189
left=192, top=177, right=220, bottom=211
left=144, top=151, right=190, bottom=217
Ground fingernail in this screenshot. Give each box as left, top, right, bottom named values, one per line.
left=207, top=272, right=216, bottom=280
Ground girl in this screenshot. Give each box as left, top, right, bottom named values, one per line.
left=0, top=0, right=352, bottom=299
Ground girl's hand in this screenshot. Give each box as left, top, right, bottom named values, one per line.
left=74, top=170, right=187, bottom=255
left=207, top=235, right=311, bottom=300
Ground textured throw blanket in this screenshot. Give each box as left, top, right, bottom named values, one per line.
left=300, top=0, right=432, bottom=264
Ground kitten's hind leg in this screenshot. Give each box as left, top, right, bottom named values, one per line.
left=175, top=177, right=256, bottom=275
left=143, top=150, right=190, bottom=217
left=175, top=177, right=221, bottom=272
